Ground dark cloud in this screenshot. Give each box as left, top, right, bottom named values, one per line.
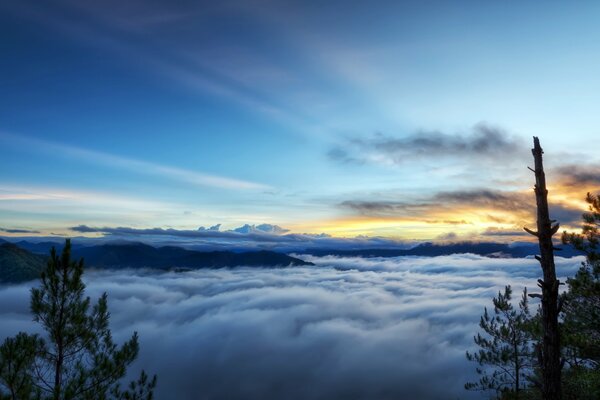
left=436, top=189, right=531, bottom=212
left=0, top=227, right=41, bottom=234
left=340, top=189, right=533, bottom=219
left=481, top=228, right=529, bottom=237
left=329, top=123, right=525, bottom=166
left=555, top=164, right=600, bottom=188
left=549, top=204, right=585, bottom=227
left=437, top=232, right=458, bottom=241
left=0, top=255, right=583, bottom=399
left=339, top=200, right=434, bottom=217
left=426, top=219, right=470, bottom=225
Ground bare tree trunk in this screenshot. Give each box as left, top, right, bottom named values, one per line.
left=525, top=136, right=562, bottom=399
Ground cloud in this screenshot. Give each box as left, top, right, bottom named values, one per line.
left=0, top=255, right=583, bottom=399
left=69, top=224, right=287, bottom=241
left=197, top=224, right=222, bottom=232
left=554, top=164, right=600, bottom=188
left=341, top=189, right=530, bottom=216
left=426, top=219, right=470, bottom=225
left=437, top=189, right=531, bottom=211
left=437, top=231, right=458, bottom=241
left=339, top=200, right=434, bottom=217
left=339, top=188, right=533, bottom=222
left=0, top=227, right=40, bottom=234
left=481, top=227, right=528, bottom=237
left=547, top=204, right=584, bottom=227
left=68, top=224, right=411, bottom=252
left=0, top=132, right=270, bottom=191
left=337, top=186, right=585, bottom=237
left=0, top=1, right=322, bottom=138
left=232, top=224, right=290, bottom=235
left=329, top=123, right=526, bottom=166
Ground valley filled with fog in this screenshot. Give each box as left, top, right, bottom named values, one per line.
left=0, top=255, right=584, bottom=399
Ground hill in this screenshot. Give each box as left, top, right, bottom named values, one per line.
left=305, top=241, right=584, bottom=258
left=0, top=243, right=46, bottom=283
left=71, top=243, right=312, bottom=269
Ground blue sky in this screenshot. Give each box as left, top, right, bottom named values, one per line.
left=2, top=0, right=600, bottom=241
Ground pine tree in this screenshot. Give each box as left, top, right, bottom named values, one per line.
left=560, top=192, right=600, bottom=398
left=562, top=192, right=600, bottom=366
left=466, top=286, right=536, bottom=399
left=0, top=239, right=156, bottom=399
left=0, top=332, right=43, bottom=400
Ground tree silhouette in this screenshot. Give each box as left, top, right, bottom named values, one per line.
left=524, top=137, right=562, bottom=399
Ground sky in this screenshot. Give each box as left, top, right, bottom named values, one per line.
left=0, top=254, right=585, bottom=399
left=2, top=0, right=600, bottom=242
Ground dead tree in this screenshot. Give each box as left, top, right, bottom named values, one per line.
left=524, top=137, right=562, bottom=399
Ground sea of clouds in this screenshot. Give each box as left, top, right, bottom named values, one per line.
left=0, top=254, right=585, bottom=399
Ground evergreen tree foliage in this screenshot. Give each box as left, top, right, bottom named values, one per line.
left=0, top=239, right=156, bottom=400
left=560, top=192, right=600, bottom=398
left=562, top=192, right=600, bottom=367
left=562, top=192, right=600, bottom=264
left=466, top=286, right=536, bottom=399
left=0, top=333, right=43, bottom=400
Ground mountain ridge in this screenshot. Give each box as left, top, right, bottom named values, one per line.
left=73, top=243, right=312, bottom=269
left=0, top=241, right=313, bottom=283
left=0, top=243, right=46, bottom=283
left=303, top=241, right=584, bottom=258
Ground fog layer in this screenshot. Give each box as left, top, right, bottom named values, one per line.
left=0, top=255, right=583, bottom=399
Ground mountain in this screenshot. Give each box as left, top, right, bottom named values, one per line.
left=71, top=243, right=312, bottom=269
left=11, top=240, right=73, bottom=255
left=0, top=243, right=46, bottom=283
left=306, top=241, right=584, bottom=258
left=0, top=241, right=311, bottom=280
left=1, top=238, right=583, bottom=274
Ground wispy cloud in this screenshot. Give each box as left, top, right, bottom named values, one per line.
left=339, top=188, right=532, bottom=220
left=0, top=132, right=270, bottom=190
left=0, top=185, right=186, bottom=233
left=0, top=227, right=40, bottom=234
left=0, top=1, right=325, bottom=138
left=329, top=123, right=526, bottom=166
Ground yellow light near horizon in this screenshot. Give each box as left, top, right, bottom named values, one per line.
left=289, top=211, right=523, bottom=240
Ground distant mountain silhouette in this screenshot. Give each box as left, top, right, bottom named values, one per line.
left=10, top=240, right=73, bottom=255
left=1, top=241, right=312, bottom=282
left=0, top=243, right=46, bottom=283
left=0, top=239, right=584, bottom=282
left=71, top=243, right=312, bottom=269
left=306, top=241, right=584, bottom=258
